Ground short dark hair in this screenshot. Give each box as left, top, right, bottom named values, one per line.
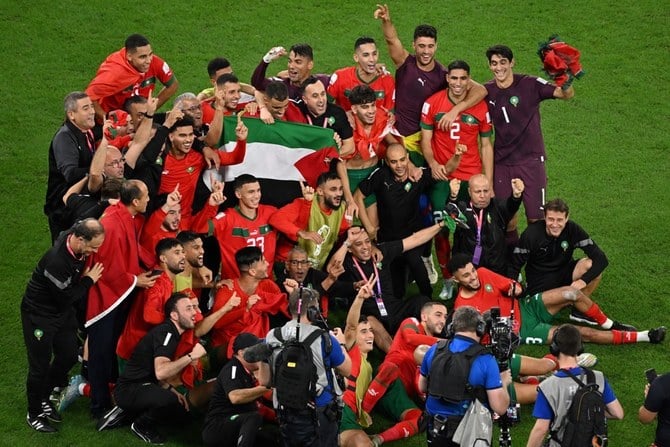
left=207, top=57, right=231, bottom=78
left=176, top=231, right=202, bottom=245
left=486, top=45, right=514, bottom=63
left=164, top=292, right=190, bottom=318
left=155, top=237, right=182, bottom=260
left=447, top=60, right=471, bottom=74
left=234, top=174, right=259, bottom=190
left=71, top=218, right=104, bottom=241
left=301, top=76, right=322, bottom=95
left=288, top=287, right=320, bottom=316
left=447, top=253, right=472, bottom=275
left=215, top=73, right=239, bottom=88
left=101, top=177, right=123, bottom=201
left=168, top=116, right=195, bottom=133
left=125, top=34, right=150, bottom=52
left=316, top=170, right=341, bottom=187
left=290, top=43, right=313, bottom=60
left=552, top=324, right=583, bottom=356
left=354, top=36, right=376, bottom=50
left=265, top=80, right=289, bottom=101
left=120, top=180, right=145, bottom=205
left=236, top=246, right=263, bottom=271
left=544, top=198, right=570, bottom=215
left=451, top=306, right=484, bottom=333
left=414, top=24, right=437, bottom=41
left=123, top=95, right=147, bottom=113
left=421, top=301, right=447, bottom=314
left=349, top=84, right=376, bottom=106
left=64, top=92, right=88, bottom=114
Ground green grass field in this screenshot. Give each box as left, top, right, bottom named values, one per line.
left=1, top=0, right=668, bottom=445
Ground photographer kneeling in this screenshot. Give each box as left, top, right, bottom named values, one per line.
left=419, top=306, right=511, bottom=447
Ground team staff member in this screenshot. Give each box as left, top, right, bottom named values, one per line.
left=22, top=219, right=105, bottom=432
left=639, top=371, right=670, bottom=447
left=202, top=333, right=280, bottom=447
left=86, top=34, right=178, bottom=123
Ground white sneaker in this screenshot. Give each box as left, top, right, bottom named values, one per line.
left=577, top=352, right=598, bottom=368
left=439, top=278, right=455, bottom=300
left=422, top=256, right=439, bottom=285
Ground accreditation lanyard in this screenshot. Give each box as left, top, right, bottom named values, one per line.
left=470, top=204, right=484, bottom=265
left=352, top=257, right=386, bottom=317
left=306, top=114, right=329, bottom=128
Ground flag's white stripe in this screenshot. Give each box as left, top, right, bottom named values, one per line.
left=221, top=142, right=314, bottom=182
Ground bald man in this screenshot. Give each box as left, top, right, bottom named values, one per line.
left=448, top=174, right=524, bottom=276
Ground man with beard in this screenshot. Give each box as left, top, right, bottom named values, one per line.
left=111, top=293, right=206, bottom=444
left=420, top=60, right=494, bottom=299
left=449, top=254, right=665, bottom=346
left=114, top=238, right=187, bottom=365
left=448, top=174, right=524, bottom=277
left=361, top=302, right=446, bottom=417
left=86, top=34, right=178, bottom=124
left=355, top=144, right=434, bottom=299
left=340, top=277, right=424, bottom=447
left=209, top=247, right=289, bottom=361
left=328, top=37, right=395, bottom=113
left=269, top=171, right=351, bottom=271
left=373, top=5, right=486, bottom=163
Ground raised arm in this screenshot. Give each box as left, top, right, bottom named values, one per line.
left=374, top=4, right=409, bottom=68
left=401, top=221, right=444, bottom=253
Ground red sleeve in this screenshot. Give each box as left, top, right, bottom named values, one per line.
left=190, top=202, right=219, bottom=233
left=252, top=280, right=288, bottom=315
left=150, top=55, right=175, bottom=85
left=212, top=287, right=246, bottom=329
left=383, top=76, right=395, bottom=111
left=143, top=275, right=171, bottom=324
left=405, top=332, right=439, bottom=347
left=217, top=139, right=246, bottom=165
left=140, top=208, right=167, bottom=253
left=268, top=199, right=309, bottom=241
left=420, top=96, right=437, bottom=128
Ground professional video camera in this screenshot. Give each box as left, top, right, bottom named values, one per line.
left=485, top=307, right=520, bottom=373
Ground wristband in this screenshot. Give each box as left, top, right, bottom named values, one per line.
left=187, top=353, right=193, bottom=361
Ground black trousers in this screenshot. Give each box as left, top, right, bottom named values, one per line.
left=22, top=308, right=78, bottom=417
left=389, top=243, right=433, bottom=298
left=88, top=303, right=127, bottom=417
left=114, top=382, right=188, bottom=428
left=278, top=404, right=339, bottom=447
left=202, top=411, right=282, bottom=447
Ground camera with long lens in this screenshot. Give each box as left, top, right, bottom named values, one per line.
left=485, top=307, right=519, bottom=371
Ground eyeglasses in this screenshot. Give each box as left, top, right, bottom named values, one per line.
left=287, top=260, right=311, bottom=267
left=105, top=158, right=126, bottom=167
left=182, top=105, right=202, bottom=113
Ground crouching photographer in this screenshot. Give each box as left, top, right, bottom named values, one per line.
left=419, top=306, right=512, bottom=447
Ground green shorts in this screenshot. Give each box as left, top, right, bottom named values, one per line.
left=509, top=353, right=521, bottom=379
left=348, top=166, right=377, bottom=207
left=339, top=379, right=417, bottom=433
left=429, top=180, right=469, bottom=215
left=519, top=293, right=554, bottom=345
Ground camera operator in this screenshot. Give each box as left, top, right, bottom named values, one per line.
left=419, top=306, right=511, bottom=447
left=527, top=324, right=623, bottom=447
left=639, top=371, right=670, bottom=447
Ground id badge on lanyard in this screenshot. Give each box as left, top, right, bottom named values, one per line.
left=375, top=295, right=388, bottom=317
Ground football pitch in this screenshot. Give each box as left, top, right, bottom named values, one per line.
left=0, top=0, right=668, bottom=445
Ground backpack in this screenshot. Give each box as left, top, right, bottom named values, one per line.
left=552, top=368, right=608, bottom=447
left=427, top=340, right=489, bottom=403
left=272, top=326, right=331, bottom=410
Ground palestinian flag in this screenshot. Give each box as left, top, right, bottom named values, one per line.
left=219, top=116, right=339, bottom=208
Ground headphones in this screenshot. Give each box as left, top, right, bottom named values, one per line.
left=549, top=324, right=584, bottom=356
left=445, top=315, right=486, bottom=338
left=297, top=287, right=322, bottom=323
